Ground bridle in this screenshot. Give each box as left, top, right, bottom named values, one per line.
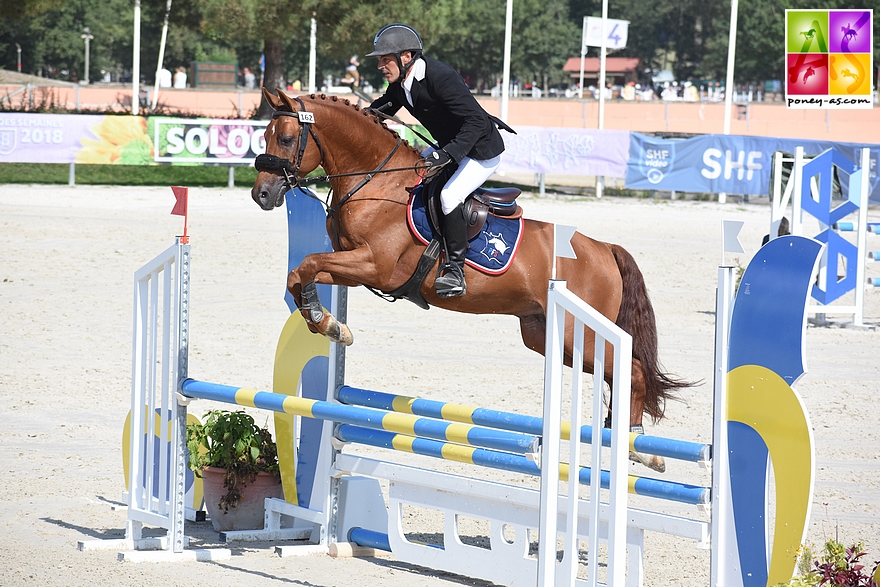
left=254, top=96, right=427, bottom=219
left=253, top=96, right=325, bottom=194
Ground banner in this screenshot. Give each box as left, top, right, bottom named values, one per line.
left=625, top=132, right=880, bottom=201
left=498, top=126, right=630, bottom=178
left=152, top=118, right=267, bottom=164
left=0, top=113, right=125, bottom=164
left=0, top=113, right=269, bottom=165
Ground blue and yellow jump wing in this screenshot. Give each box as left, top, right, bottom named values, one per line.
left=727, top=235, right=822, bottom=587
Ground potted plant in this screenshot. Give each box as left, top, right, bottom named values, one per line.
left=186, top=409, right=283, bottom=532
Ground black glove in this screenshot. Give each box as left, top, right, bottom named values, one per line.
left=423, top=149, right=451, bottom=176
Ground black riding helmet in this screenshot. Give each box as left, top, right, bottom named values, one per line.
left=367, top=24, right=423, bottom=83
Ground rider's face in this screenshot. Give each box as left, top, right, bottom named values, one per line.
left=377, top=52, right=413, bottom=83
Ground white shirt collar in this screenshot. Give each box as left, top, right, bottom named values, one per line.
left=403, top=57, right=426, bottom=94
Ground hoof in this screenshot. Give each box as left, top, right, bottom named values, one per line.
left=326, top=319, right=354, bottom=346
left=630, top=451, right=666, bottom=473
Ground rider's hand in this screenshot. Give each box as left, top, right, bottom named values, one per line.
left=423, top=149, right=451, bottom=176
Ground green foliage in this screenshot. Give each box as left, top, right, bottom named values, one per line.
left=186, top=410, right=280, bottom=511
left=773, top=540, right=880, bottom=587
left=0, top=163, right=259, bottom=186
left=4, top=0, right=880, bottom=93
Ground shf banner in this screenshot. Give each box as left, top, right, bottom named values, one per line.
left=498, top=126, right=630, bottom=178
left=625, top=132, right=880, bottom=201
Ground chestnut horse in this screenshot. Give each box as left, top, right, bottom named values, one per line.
left=251, top=90, right=690, bottom=472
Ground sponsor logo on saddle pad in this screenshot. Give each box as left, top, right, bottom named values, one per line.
left=406, top=191, right=523, bottom=276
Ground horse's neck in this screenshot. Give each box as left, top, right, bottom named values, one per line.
left=312, top=102, right=420, bottom=197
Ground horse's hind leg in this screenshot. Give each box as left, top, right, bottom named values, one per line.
left=621, top=359, right=665, bottom=473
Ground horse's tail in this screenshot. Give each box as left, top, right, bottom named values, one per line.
left=610, top=244, right=694, bottom=422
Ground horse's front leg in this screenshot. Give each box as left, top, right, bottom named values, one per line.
left=288, top=248, right=387, bottom=346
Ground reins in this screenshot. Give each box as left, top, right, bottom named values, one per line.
left=254, top=98, right=427, bottom=218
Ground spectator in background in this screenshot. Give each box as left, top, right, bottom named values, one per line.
left=158, top=67, right=172, bottom=88
left=243, top=67, right=256, bottom=90
left=341, top=55, right=360, bottom=86
left=173, top=66, right=187, bottom=89
left=762, top=217, right=791, bottom=246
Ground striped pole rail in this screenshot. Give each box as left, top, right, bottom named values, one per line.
left=336, top=424, right=710, bottom=506
left=180, top=379, right=539, bottom=455
left=338, top=385, right=711, bottom=464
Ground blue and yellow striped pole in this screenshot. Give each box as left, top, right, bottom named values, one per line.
left=180, top=379, right=539, bottom=455
left=337, top=385, right=711, bottom=464
left=336, top=424, right=710, bottom=506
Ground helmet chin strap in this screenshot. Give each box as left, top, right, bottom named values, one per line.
left=395, top=51, right=420, bottom=83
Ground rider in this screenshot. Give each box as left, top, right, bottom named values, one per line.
left=367, top=23, right=510, bottom=298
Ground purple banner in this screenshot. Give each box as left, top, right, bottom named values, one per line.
left=0, top=113, right=111, bottom=164
left=497, top=126, right=631, bottom=178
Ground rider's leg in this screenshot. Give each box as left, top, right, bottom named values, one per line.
left=434, top=155, right=502, bottom=297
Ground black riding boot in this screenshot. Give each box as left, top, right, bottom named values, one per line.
left=435, top=203, right=468, bottom=298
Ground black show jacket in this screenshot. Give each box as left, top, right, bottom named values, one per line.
left=370, top=56, right=505, bottom=164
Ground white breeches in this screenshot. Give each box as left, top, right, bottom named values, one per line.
left=424, top=148, right=502, bottom=215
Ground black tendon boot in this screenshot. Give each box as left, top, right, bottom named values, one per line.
left=435, top=204, right=468, bottom=297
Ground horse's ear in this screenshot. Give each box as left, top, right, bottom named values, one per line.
left=276, top=90, right=298, bottom=112
left=262, top=87, right=284, bottom=110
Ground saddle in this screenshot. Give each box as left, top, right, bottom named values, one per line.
left=424, top=185, right=523, bottom=241
left=387, top=177, right=523, bottom=309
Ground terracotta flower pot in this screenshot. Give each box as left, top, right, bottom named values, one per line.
left=200, top=466, right=284, bottom=532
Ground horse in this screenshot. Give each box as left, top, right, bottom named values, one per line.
left=251, top=89, right=692, bottom=472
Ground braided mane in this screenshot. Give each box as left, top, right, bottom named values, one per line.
left=283, top=92, right=422, bottom=159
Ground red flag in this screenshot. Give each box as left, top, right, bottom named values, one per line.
left=170, top=186, right=189, bottom=240
left=170, top=186, right=188, bottom=216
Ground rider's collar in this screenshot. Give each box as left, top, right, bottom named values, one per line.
left=402, top=57, right=426, bottom=92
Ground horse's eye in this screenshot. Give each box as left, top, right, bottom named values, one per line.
left=279, top=135, right=295, bottom=147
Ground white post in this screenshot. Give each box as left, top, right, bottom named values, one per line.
left=537, top=283, right=564, bottom=586
left=853, top=148, right=870, bottom=327
left=151, top=0, right=173, bottom=110
left=595, top=1, right=608, bottom=199
left=132, top=0, right=141, bottom=115
left=578, top=17, right=587, bottom=99
left=710, top=266, right=735, bottom=586
left=308, top=16, right=317, bottom=94
left=720, top=0, right=739, bottom=205
left=500, top=0, right=513, bottom=122
left=81, top=28, right=93, bottom=84
left=598, top=1, right=608, bottom=131
left=792, top=147, right=805, bottom=236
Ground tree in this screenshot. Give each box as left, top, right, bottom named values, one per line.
left=513, top=0, right=579, bottom=92
left=197, top=0, right=312, bottom=117
left=0, top=0, right=66, bottom=20
left=0, top=0, right=136, bottom=82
